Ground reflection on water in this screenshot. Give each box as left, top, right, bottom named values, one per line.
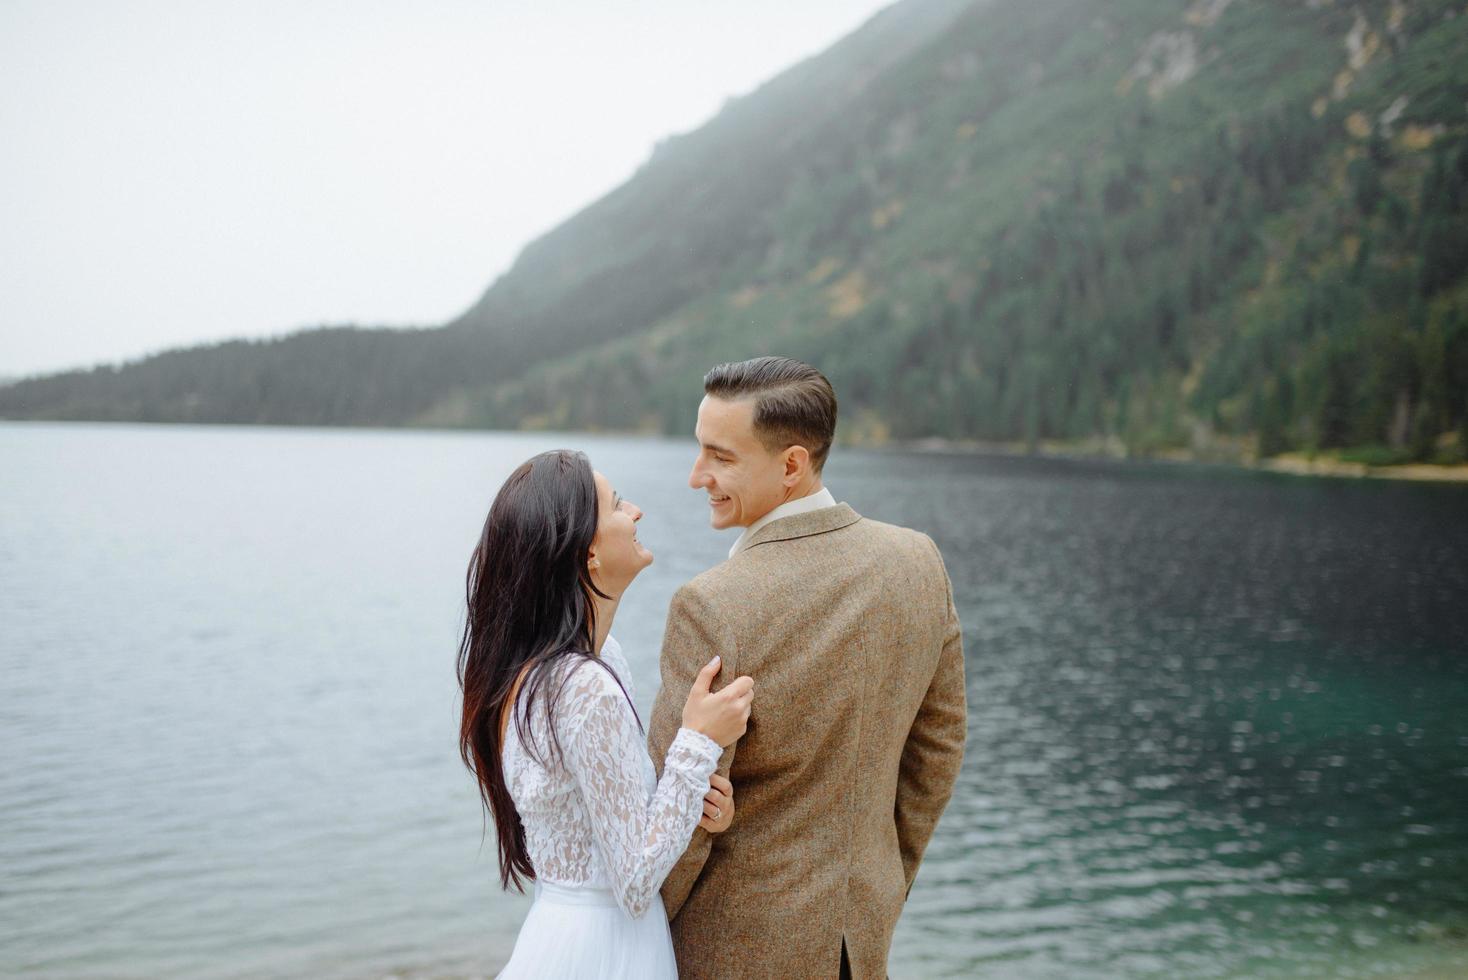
left=0, top=423, right=1464, bottom=978
left=882, top=452, right=1468, bottom=978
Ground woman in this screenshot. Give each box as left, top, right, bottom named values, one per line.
left=457, top=449, right=753, bottom=978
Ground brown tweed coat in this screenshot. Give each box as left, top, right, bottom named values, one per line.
left=647, top=502, right=967, bottom=980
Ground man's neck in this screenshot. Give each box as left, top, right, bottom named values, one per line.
left=766, top=478, right=824, bottom=516
left=729, top=482, right=835, bottom=559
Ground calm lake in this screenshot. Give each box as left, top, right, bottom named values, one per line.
left=1, top=421, right=1465, bottom=979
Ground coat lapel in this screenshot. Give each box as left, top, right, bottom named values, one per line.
left=742, top=502, right=862, bottom=551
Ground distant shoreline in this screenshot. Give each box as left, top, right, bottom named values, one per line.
left=893, top=437, right=1468, bottom=485
left=4, top=416, right=1467, bottom=485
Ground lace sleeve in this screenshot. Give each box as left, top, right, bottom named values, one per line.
left=558, top=663, right=721, bottom=918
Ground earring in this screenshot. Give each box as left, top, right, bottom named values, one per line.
left=589, top=558, right=600, bottom=570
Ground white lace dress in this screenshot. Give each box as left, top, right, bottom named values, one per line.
left=496, top=635, right=721, bottom=979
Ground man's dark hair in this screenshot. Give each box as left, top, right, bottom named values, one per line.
left=703, top=356, right=838, bottom=473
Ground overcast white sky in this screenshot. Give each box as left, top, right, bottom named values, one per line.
left=0, top=0, right=894, bottom=379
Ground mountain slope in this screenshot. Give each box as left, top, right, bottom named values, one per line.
left=0, top=0, right=973, bottom=427
left=4, top=0, right=1467, bottom=465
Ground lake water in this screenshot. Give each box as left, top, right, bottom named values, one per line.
left=1, top=421, right=1465, bottom=979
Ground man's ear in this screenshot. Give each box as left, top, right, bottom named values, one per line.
left=783, top=445, right=810, bottom=485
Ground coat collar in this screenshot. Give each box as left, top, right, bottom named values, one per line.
left=741, top=502, right=862, bottom=551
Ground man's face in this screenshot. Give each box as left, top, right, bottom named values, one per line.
left=688, top=395, right=789, bottom=530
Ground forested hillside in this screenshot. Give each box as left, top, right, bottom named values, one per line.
left=4, top=0, right=1466, bottom=466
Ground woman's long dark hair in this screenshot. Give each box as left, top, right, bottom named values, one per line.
left=456, top=449, right=639, bottom=892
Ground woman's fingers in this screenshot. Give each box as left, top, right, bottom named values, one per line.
left=714, top=675, right=753, bottom=700
left=692, top=656, right=722, bottom=694
left=702, top=787, right=729, bottom=820
left=699, top=778, right=734, bottom=832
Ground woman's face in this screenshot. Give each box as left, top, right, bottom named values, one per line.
left=588, top=470, right=653, bottom=593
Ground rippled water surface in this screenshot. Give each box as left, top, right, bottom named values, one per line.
left=1, top=422, right=1465, bottom=978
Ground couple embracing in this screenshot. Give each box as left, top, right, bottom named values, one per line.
left=457, top=356, right=967, bottom=979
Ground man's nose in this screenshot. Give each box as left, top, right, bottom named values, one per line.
left=688, top=462, right=707, bottom=490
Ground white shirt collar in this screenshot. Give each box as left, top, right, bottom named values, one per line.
left=728, top=486, right=837, bottom=558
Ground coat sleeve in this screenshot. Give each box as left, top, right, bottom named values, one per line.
left=896, top=536, right=968, bottom=896
left=647, top=581, right=740, bottom=919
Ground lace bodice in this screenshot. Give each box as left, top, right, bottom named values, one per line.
left=502, top=635, right=721, bottom=919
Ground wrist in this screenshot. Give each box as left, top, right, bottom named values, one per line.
left=676, top=725, right=722, bottom=757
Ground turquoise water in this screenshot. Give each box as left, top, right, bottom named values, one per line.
left=1, top=422, right=1464, bottom=978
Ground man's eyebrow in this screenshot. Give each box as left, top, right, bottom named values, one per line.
left=694, top=427, right=735, bottom=457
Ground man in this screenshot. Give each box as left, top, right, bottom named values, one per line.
left=647, top=356, right=967, bottom=980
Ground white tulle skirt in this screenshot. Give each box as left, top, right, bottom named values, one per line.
left=496, top=879, right=679, bottom=979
